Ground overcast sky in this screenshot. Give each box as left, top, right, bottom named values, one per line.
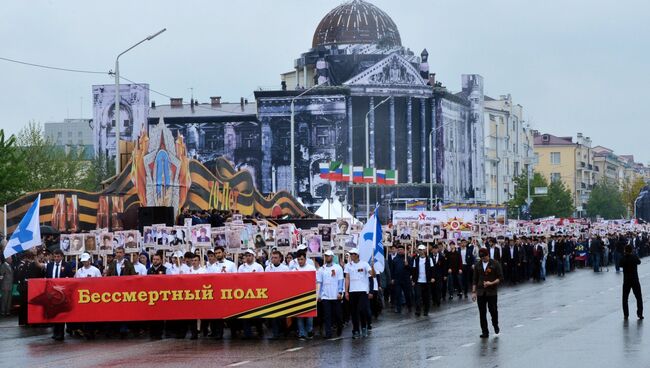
left=1, top=0, right=649, bottom=161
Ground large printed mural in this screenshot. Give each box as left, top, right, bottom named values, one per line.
left=5, top=120, right=309, bottom=234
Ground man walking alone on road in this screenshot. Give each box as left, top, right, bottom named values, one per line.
left=472, top=247, right=503, bottom=338
left=620, top=244, right=643, bottom=320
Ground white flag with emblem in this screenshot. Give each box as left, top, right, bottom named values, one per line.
left=4, top=195, right=41, bottom=258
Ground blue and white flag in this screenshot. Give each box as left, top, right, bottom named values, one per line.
left=4, top=194, right=42, bottom=258
left=358, top=208, right=384, bottom=273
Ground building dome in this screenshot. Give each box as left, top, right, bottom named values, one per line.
left=312, top=0, right=402, bottom=48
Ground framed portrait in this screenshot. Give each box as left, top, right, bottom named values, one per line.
left=306, top=234, right=322, bottom=257
left=98, top=232, right=114, bottom=254
left=318, top=223, right=333, bottom=243
left=121, top=230, right=140, bottom=253
left=143, top=226, right=155, bottom=247
left=83, top=233, right=97, bottom=254
left=232, top=214, right=244, bottom=225
left=418, top=221, right=435, bottom=241
left=336, top=219, right=351, bottom=235
left=212, top=228, right=228, bottom=248
left=226, top=229, right=242, bottom=251
left=253, top=232, right=266, bottom=249
left=183, top=218, right=193, bottom=228
left=333, top=235, right=351, bottom=252
left=192, top=224, right=212, bottom=247
left=275, top=227, right=292, bottom=249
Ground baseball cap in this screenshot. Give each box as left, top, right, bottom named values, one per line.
left=297, top=244, right=308, bottom=251
left=324, top=250, right=334, bottom=256
left=245, top=248, right=256, bottom=255
left=348, top=248, right=359, bottom=254
left=417, top=244, right=426, bottom=250
left=80, top=253, right=91, bottom=262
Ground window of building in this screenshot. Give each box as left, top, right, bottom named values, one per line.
left=550, top=172, right=561, bottom=182
left=316, top=126, right=329, bottom=146
left=550, top=152, right=561, bottom=165
left=57, top=132, right=62, bottom=138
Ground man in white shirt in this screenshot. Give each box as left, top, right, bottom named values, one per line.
left=133, top=253, right=148, bottom=276
left=180, top=252, right=194, bottom=274
left=238, top=249, right=264, bottom=338
left=289, top=245, right=315, bottom=270
left=344, top=248, right=374, bottom=339
left=265, top=250, right=290, bottom=272
left=411, top=244, right=434, bottom=316
left=318, top=250, right=344, bottom=338
left=207, top=246, right=237, bottom=274
left=238, top=249, right=264, bottom=273
left=166, top=251, right=183, bottom=275
left=294, top=252, right=316, bottom=339
left=75, top=253, right=102, bottom=278
left=188, top=254, right=206, bottom=274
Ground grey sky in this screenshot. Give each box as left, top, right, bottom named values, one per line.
left=1, top=0, right=648, bottom=162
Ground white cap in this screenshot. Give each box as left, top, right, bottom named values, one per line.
left=324, top=250, right=334, bottom=256
left=417, top=244, right=426, bottom=250
left=245, top=248, right=256, bottom=255
left=80, top=253, right=91, bottom=262
left=297, top=244, right=308, bottom=251
left=173, top=251, right=183, bottom=258
left=348, top=248, right=359, bottom=254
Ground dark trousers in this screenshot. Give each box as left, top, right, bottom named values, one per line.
left=448, top=273, right=462, bottom=296
left=431, top=279, right=442, bottom=306
left=414, top=283, right=431, bottom=314
left=557, top=257, right=565, bottom=276
left=349, top=292, right=369, bottom=333
left=477, top=294, right=498, bottom=335
left=461, top=265, right=473, bottom=295
left=52, top=323, right=65, bottom=339
left=392, top=279, right=412, bottom=311
left=209, top=320, right=225, bottom=338
left=149, top=321, right=165, bottom=339
left=321, top=299, right=343, bottom=337
left=623, top=281, right=643, bottom=318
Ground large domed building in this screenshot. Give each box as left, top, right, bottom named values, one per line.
left=253, top=0, right=487, bottom=214
left=255, top=0, right=485, bottom=214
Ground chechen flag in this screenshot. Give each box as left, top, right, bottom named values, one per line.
left=329, top=161, right=343, bottom=181
left=363, top=168, right=376, bottom=183
left=319, top=163, right=330, bottom=179
left=353, top=166, right=364, bottom=183
left=376, top=170, right=386, bottom=184
left=385, top=170, right=398, bottom=185
left=341, top=165, right=352, bottom=182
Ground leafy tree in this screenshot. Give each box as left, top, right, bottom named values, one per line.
left=16, top=122, right=90, bottom=192
left=0, top=129, right=28, bottom=204
left=508, top=171, right=575, bottom=219
left=586, top=179, right=626, bottom=219
left=79, top=152, right=114, bottom=192
left=621, top=176, right=647, bottom=217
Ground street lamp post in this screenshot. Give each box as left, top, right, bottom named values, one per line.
left=365, top=96, right=391, bottom=218
left=114, top=28, right=166, bottom=176
left=289, top=82, right=329, bottom=197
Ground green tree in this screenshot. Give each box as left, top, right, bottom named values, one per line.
left=621, top=176, right=646, bottom=217
left=586, top=179, right=626, bottom=219
left=0, top=129, right=28, bottom=204
left=79, top=152, right=114, bottom=192
left=508, top=171, right=575, bottom=219
left=16, top=122, right=90, bottom=192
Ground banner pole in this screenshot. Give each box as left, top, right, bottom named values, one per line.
left=2, top=204, right=6, bottom=241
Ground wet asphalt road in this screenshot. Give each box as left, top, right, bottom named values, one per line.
left=2, top=261, right=650, bottom=368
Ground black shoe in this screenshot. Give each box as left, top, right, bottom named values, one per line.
left=624, top=315, right=629, bottom=320
left=423, top=312, right=429, bottom=316
left=53, top=336, right=64, bottom=341
left=190, top=334, right=198, bottom=340
left=415, top=312, right=420, bottom=317
left=480, top=334, right=489, bottom=339
left=639, top=315, right=644, bottom=320
left=494, top=327, right=500, bottom=335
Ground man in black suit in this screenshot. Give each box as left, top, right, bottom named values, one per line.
left=430, top=244, right=446, bottom=307
left=147, top=253, right=167, bottom=339
left=411, top=244, right=434, bottom=316
left=459, top=239, right=476, bottom=298
left=620, top=244, right=643, bottom=320
left=389, top=244, right=411, bottom=313
left=46, top=249, right=75, bottom=341
left=472, top=247, right=503, bottom=339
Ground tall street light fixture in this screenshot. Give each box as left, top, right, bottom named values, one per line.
left=114, top=28, right=166, bottom=176
left=290, top=82, right=329, bottom=197
left=365, top=96, right=391, bottom=218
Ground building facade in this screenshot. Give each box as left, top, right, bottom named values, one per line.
left=483, top=94, right=534, bottom=204
left=533, top=132, right=595, bottom=217
left=44, top=118, right=94, bottom=158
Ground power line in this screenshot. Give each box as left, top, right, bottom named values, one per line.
left=0, top=56, right=109, bottom=75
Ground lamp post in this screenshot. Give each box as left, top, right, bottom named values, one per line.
left=365, top=96, right=391, bottom=218
left=289, top=82, right=329, bottom=197
left=114, top=28, right=166, bottom=176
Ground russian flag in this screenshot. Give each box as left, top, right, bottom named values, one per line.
left=353, top=166, right=364, bottom=183
left=376, top=169, right=386, bottom=184
left=363, top=167, right=376, bottom=183
left=319, top=163, right=329, bottom=179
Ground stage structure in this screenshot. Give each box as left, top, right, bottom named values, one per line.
left=5, top=120, right=309, bottom=234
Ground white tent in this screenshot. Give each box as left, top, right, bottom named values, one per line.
left=315, top=198, right=359, bottom=223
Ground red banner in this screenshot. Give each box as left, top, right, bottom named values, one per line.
left=28, top=272, right=316, bottom=324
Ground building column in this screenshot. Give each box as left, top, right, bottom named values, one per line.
left=347, top=96, right=353, bottom=164
left=407, top=97, right=413, bottom=183
left=261, top=120, right=272, bottom=193
left=369, top=97, right=376, bottom=167
left=390, top=96, right=396, bottom=169
left=420, top=98, right=427, bottom=183
left=431, top=98, right=437, bottom=184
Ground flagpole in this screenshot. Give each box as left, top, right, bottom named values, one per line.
left=2, top=204, right=6, bottom=242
